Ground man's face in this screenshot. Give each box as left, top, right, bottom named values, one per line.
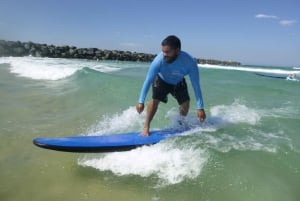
left=162, top=45, right=179, bottom=63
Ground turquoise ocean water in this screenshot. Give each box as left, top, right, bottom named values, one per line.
left=0, top=56, right=300, bottom=201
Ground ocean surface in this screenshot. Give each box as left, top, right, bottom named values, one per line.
left=0, top=56, right=299, bottom=201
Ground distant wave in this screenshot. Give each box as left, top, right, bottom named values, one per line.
left=199, top=64, right=300, bottom=75
left=0, top=57, right=124, bottom=81
left=0, top=57, right=78, bottom=80
left=2, top=56, right=297, bottom=81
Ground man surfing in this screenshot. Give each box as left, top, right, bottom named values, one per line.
left=136, top=35, right=206, bottom=136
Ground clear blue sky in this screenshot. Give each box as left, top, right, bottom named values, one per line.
left=0, top=0, right=299, bottom=66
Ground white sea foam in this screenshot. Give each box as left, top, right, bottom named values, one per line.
left=199, top=63, right=300, bottom=75
left=78, top=143, right=208, bottom=185
left=81, top=106, right=211, bottom=185
left=0, top=56, right=123, bottom=81
left=86, top=106, right=145, bottom=135
left=201, top=101, right=295, bottom=153
left=88, top=63, right=121, bottom=73
left=78, top=101, right=287, bottom=186
left=209, top=100, right=261, bottom=125
left=0, top=57, right=81, bottom=80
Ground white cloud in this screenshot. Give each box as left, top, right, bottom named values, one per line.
left=279, top=20, right=297, bottom=26
left=255, top=14, right=278, bottom=19
left=255, top=14, right=297, bottom=27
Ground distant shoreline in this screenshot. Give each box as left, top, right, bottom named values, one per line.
left=0, top=40, right=241, bottom=66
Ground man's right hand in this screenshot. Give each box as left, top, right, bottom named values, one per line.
left=136, top=103, right=144, bottom=114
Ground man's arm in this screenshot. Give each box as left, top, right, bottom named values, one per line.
left=137, top=55, right=161, bottom=105
left=188, top=62, right=206, bottom=122
left=189, top=65, right=204, bottom=109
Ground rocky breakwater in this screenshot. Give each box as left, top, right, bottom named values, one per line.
left=0, top=40, right=241, bottom=66
left=0, top=40, right=156, bottom=62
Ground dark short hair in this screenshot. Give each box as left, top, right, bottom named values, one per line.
left=161, top=35, right=181, bottom=50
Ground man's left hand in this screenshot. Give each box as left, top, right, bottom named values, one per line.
left=197, top=109, right=206, bottom=122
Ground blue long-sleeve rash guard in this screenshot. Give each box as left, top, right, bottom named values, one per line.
left=138, top=51, right=204, bottom=109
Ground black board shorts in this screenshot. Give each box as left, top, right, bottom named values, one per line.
left=152, top=76, right=190, bottom=105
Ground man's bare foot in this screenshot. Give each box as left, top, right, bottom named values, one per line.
left=142, top=126, right=149, bottom=136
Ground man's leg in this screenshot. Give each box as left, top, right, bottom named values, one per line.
left=174, top=78, right=190, bottom=117
left=143, top=99, right=160, bottom=136
left=178, top=100, right=190, bottom=127
left=179, top=100, right=190, bottom=116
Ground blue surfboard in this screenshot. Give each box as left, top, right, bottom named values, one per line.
left=33, top=128, right=188, bottom=153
